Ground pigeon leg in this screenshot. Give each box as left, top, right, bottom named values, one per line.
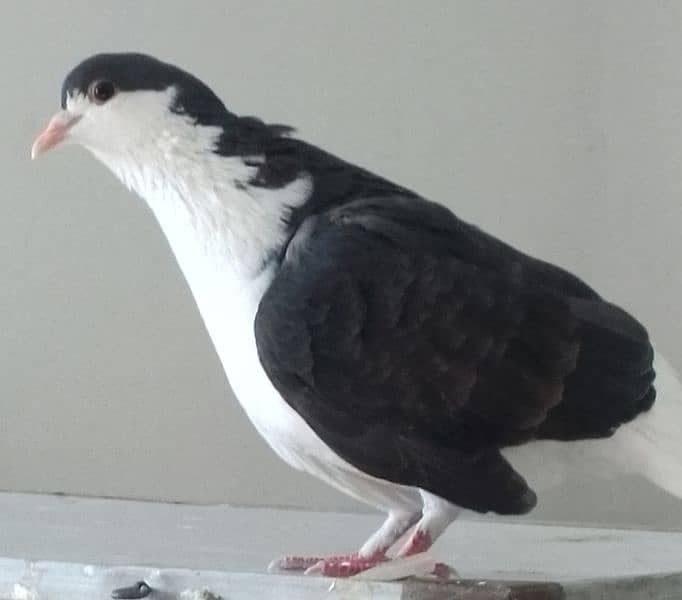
left=269, top=510, right=419, bottom=576
left=387, top=492, right=461, bottom=579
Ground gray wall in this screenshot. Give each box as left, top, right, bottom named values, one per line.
left=1, top=1, right=681, bottom=528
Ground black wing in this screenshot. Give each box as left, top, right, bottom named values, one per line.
left=255, top=195, right=655, bottom=514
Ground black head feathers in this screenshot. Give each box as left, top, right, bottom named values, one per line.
left=61, top=52, right=230, bottom=126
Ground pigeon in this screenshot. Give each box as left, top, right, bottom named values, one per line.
left=32, top=53, right=682, bottom=578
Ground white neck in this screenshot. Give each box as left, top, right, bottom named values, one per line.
left=94, top=118, right=310, bottom=282
left=91, top=116, right=311, bottom=365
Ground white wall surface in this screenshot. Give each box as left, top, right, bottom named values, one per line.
left=1, top=1, right=681, bottom=528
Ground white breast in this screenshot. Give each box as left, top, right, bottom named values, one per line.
left=203, top=269, right=315, bottom=466
left=131, top=163, right=324, bottom=471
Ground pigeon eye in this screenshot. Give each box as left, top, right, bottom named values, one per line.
left=88, top=80, right=116, bottom=104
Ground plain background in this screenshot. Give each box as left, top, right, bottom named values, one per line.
left=1, top=1, right=681, bottom=529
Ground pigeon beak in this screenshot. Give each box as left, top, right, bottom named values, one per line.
left=31, top=110, right=82, bottom=159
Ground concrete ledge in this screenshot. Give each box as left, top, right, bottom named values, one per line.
left=4, top=560, right=682, bottom=599
left=1, top=492, right=682, bottom=599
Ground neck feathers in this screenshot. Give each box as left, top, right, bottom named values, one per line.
left=96, top=115, right=311, bottom=281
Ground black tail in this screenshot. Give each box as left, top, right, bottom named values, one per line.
left=537, top=297, right=656, bottom=441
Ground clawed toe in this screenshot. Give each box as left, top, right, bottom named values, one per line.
left=268, top=555, right=326, bottom=572
left=303, top=554, right=387, bottom=577
left=269, top=552, right=387, bottom=577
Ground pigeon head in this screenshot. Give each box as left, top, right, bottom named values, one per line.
left=31, top=53, right=231, bottom=160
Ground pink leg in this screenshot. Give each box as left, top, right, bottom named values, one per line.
left=394, top=529, right=454, bottom=577
left=398, top=529, right=433, bottom=556
left=270, top=551, right=388, bottom=575
left=395, top=492, right=460, bottom=559
left=303, top=551, right=388, bottom=577
left=390, top=492, right=461, bottom=579
left=269, top=510, right=419, bottom=577
left=269, top=494, right=460, bottom=579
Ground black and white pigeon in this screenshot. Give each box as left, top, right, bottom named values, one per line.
left=32, top=53, right=682, bottom=578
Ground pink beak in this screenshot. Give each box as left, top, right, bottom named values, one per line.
left=31, top=111, right=81, bottom=159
